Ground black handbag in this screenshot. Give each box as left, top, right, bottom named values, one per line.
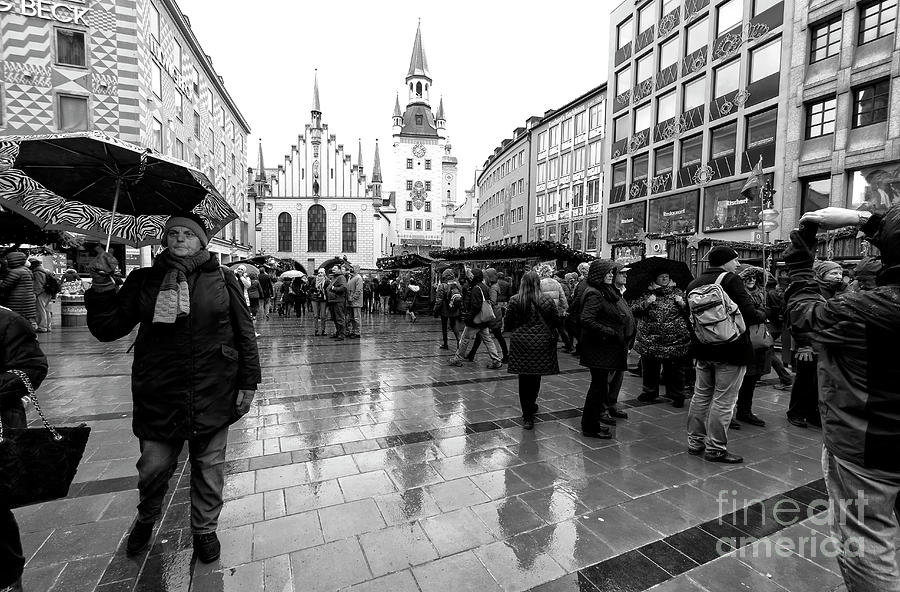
left=0, top=370, right=91, bottom=508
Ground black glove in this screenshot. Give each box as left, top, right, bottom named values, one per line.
left=783, top=221, right=818, bottom=278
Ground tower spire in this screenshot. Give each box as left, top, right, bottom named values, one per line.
left=312, top=69, right=321, bottom=114
left=436, top=96, right=445, bottom=120
left=406, top=20, right=430, bottom=80
left=357, top=138, right=364, bottom=174
left=393, top=94, right=402, bottom=118
left=372, top=139, right=382, bottom=184
left=255, top=139, right=265, bottom=181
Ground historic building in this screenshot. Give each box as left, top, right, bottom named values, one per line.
left=784, top=0, right=900, bottom=252
left=442, top=187, right=476, bottom=249
left=391, top=22, right=459, bottom=254
left=250, top=74, right=393, bottom=271
left=0, top=0, right=253, bottom=261
left=475, top=83, right=607, bottom=254
left=604, top=0, right=791, bottom=257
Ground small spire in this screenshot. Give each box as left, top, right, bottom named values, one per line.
left=372, top=139, right=382, bottom=184
left=312, top=69, right=321, bottom=113
left=407, top=21, right=430, bottom=79
left=357, top=138, right=364, bottom=171
left=436, top=96, right=445, bottom=121
left=256, top=139, right=265, bottom=181
left=393, top=93, right=402, bottom=117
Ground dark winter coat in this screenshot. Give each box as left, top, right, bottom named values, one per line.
left=631, top=282, right=691, bottom=359
left=248, top=279, right=261, bottom=300
left=327, top=275, right=347, bottom=304
left=786, top=210, right=900, bottom=471
left=580, top=260, right=632, bottom=370
left=505, top=294, right=560, bottom=376
left=496, top=278, right=513, bottom=303
left=434, top=281, right=462, bottom=318
left=686, top=266, right=763, bottom=366
left=0, top=253, right=36, bottom=322
left=462, top=281, right=491, bottom=328
left=258, top=272, right=273, bottom=299
left=0, top=306, right=48, bottom=414
left=740, top=267, right=772, bottom=377
left=85, top=257, right=261, bottom=441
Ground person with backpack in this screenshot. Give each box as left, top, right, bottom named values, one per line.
left=685, top=246, right=764, bottom=463
left=29, top=258, right=58, bottom=333
left=434, top=269, right=462, bottom=349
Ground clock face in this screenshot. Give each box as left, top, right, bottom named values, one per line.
left=412, top=143, right=426, bottom=158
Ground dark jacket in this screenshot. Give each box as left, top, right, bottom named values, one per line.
left=786, top=211, right=900, bottom=471
left=85, top=257, right=261, bottom=441
left=496, top=278, right=513, bottom=303
left=434, top=281, right=462, bottom=318
left=0, top=253, right=36, bottom=322
left=505, top=294, right=560, bottom=375
left=632, top=282, right=691, bottom=359
left=258, top=272, right=273, bottom=299
left=580, top=260, right=631, bottom=370
left=0, top=306, right=48, bottom=413
left=327, top=274, right=347, bottom=304
left=463, top=281, right=491, bottom=328
left=248, top=279, right=261, bottom=300
left=377, top=281, right=392, bottom=297
left=686, top=266, right=763, bottom=366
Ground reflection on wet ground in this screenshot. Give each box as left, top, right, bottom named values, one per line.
left=17, top=314, right=849, bottom=591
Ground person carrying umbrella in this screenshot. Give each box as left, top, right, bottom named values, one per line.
left=84, top=212, right=261, bottom=564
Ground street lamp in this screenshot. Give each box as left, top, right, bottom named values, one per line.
left=757, top=179, right=778, bottom=272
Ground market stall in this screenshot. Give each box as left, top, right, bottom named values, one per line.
left=376, top=253, right=434, bottom=310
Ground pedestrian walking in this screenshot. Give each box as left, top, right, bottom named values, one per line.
left=377, top=278, right=392, bottom=315
left=0, top=305, right=49, bottom=592
left=327, top=266, right=348, bottom=340
left=247, top=272, right=261, bottom=320
left=311, top=270, right=328, bottom=335
left=0, top=252, right=36, bottom=330
left=362, top=276, right=374, bottom=314
left=85, top=212, right=261, bottom=564
left=347, top=265, right=363, bottom=338
left=733, top=265, right=771, bottom=428
left=434, top=269, right=462, bottom=349
left=29, top=258, right=56, bottom=333
left=785, top=205, right=900, bottom=592
left=258, top=267, right=273, bottom=320
left=448, top=268, right=503, bottom=369
left=685, top=246, right=763, bottom=463
left=465, top=268, right=509, bottom=363
left=505, top=271, right=560, bottom=430
left=404, top=277, right=420, bottom=323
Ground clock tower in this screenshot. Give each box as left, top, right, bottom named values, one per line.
left=392, top=20, right=458, bottom=255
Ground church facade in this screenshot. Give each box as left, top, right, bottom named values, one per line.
left=250, top=73, right=394, bottom=272
left=391, top=23, right=459, bottom=254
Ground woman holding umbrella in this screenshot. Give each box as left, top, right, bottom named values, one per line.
left=85, top=212, right=261, bottom=564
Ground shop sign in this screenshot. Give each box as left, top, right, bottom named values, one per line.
left=0, top=0, right=89, bottom=25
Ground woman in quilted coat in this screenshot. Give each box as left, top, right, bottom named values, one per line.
left=632, top=271, right=691, bottom=408
left=0, top=252, right=36, bottom=328
left=537, top=264, right=572, bottom=351
left=734, top=265, right=771, bottom=428
left=505, top=271, right=560, bottom=430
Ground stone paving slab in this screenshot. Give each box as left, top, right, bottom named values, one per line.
left=15, top=313, right=851, bottom=592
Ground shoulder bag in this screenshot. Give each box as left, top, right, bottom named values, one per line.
left=472, top=286, right=496, bottom=324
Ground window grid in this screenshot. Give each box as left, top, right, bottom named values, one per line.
left=853, top=80, right=890, bottom=127
left=277, top=213, right=292, bottom=252
left=341, top=213, right=357, bottom=253
left=307, top=205, right=327, bottom=252
left=805, top=97, right=837, bottom=138
left=810, top=16, right=842, bottom=62
left=858, top=0, right=897, bottom=45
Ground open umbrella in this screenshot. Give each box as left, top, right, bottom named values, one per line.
left=278, top=270, right=305, bottom=280
left=623, top=257, right=694, bottom=301
left=319, top=256, right=351, bottom=272
left=0, top=131, right=237, bottom=248
left=228, top=262, right=259, bottom=276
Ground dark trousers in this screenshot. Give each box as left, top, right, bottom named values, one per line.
left=736, top=374, right=760, bottom=416
left=330, top=302, right=346, bottom=336
left=608, top=370, right=625, bottom=405
left=582, top=368, right=611, bottom=430
left=788, top=357, right=821, bottom=424
left=441, top=315, right=461, bottom=347
left=294, top=299, right=305, bottom=319
left=467, top=327, right=508, bottom=360
left=518, top=375, right=542, bottom=420
left=0, top=408, right=25, bottom=588
left=558, top=324, right=572, bottom=350
left=641, top=356, right=686, bottom=400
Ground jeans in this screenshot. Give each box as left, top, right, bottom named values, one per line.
left=641, top=356, right=686, bottom=400
left=441, top=315, right=461, bottom=346
left=788, top=356, right=821, bottom=424
left=0, top=408, right=26, bottom=588
left=348, top=306, right=361, bottom=336
left=136, top=426, right=229, bottom=534
left=822, top=447, right=900, bottom=592
left=330, top=302, right=346, bottom=337
left=467, top=327, right=508, bottom=360
left=771, top=352, right=793, bottom=384
left=687, top=360, right=746, bottom=454
left=582, top=368, right=612, bottom=430
left=453, top=326, right=501, bottom=363
left=380, top=296, right=390, bottom=313
left=35, top=292, right=52, bottom=331
left=518, top=375, right=542, bottom=420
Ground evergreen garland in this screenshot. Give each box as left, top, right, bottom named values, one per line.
left=376, top=253, right=433, bottom=270
left=429, top=241, right=595, bottom=262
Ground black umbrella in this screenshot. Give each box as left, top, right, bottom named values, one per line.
left=623, top=257, right=693, bottom=301
left=319, top=256, right=351, bottom=272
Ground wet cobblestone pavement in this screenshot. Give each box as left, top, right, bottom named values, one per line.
left=16, top=313, right=853, bottom=592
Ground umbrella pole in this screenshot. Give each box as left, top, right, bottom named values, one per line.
left=105, top=178, right=121, bottom=251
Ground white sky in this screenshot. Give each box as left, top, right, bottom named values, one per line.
left=178, top=0, right=612, bottom=201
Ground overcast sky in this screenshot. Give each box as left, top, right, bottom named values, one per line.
left=178, top=0, right=611, bottom=201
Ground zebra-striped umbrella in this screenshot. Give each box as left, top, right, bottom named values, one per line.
left=0, top=131, right=237, bottom=247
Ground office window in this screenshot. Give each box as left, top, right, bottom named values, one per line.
left=174, top=91, right=183, bottom=121
left=616, top=67, right=632, bottom=96
left=657, top=91, right=677, bottom=123
left=277, top=212, right=292, bottom=252
left=806, top=96, right=837, bottom=138
left=561, top=118, right=572, bottom=142
left=614, top=113, right=630, bottom=142
left=548, top=190, right=558, bottom=212
left=617, top=17, right=634, bottom=49
left=150, top=117, right=162, bottom=152
left=589, top=141, right=602, bottom=166
left=193, top=110, right=201, bottom=138
left=58, top=95, right=88, bottom=131
left=190, top=67, right=199, bottom=95
left=174, top=138, right=184, bottom=161
left=307, top=204, right=327, bottom=252
left=574, top=147, right=585, bottom=170
left=425, top=181, right=431, bottom=191
left=406, top=201, right=413, bottom=211
left=415, top=220, right=422, bottom=230
left=231, top=154, right=236, bottom=175
left=686, top=17, right=709, bottom=54
left=573, top=183, right=584, bottom=206
left=717, top=0, right=742, bottom=35
left=406, top=180, right=413, bottom=190
left=574, top=112, right=586, bottom=135
left=194, top=154, right=201, bottom=169
left=634, top=103, right=651, bottom=132
left=810, top=16, right=842, bottom=62
left=655, top=144, right=674, bottom=174
left=148, top=2, right=160, bottom=42
left=561, top=152, right=571, bottom=175
left=746, top=108, right=777, bottom=148
left=549, top=125, right=559, bottom=147
left=754, top=0, right=779, bottom=15
left=587, top=178, right=601, bottom=204
left=425, top=159, right=431, bottom=169
left=636, top=53, right=653, bottom=83
left=56, top=29, right=86, bottom=67
left=537, top=162, right=547, bottom=183
left=750, top=38, right=781, bottom=82
left=801, top=177, right=831, bottom=213
left=853, top=79, right=890, bottom=127
left=151, top=62, right=162, bottom=98
left=660, top=37, right=679, bottom=70
left=207, top=88, right=214, bottom=115
left=549, top=158, right=559, bottom=180
left=341, top=213, right=357, bottom=252
left=638, top=1, right=656, bottom=33
left=220, top=106, right=225, bottom=130
left=615, top=163, right=630, bottom=189
left=859, top=0, right=897, bottom=45
left=406, top=158, right=413, bottom=169
left=173, top=41, right=182, bottom=73
left=589, top=103, right=604, bottom=130
left=538, top=131, right=548, bottom=152
left=714, top=59, right=740, bottom=98
left=633, top=154, right=649, bottom=183
left=684, top=77, right=706, bottom=110
left=710, top=121, right=737, bottom=159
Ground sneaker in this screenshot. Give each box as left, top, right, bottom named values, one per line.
left=448, top=358, right=464, bottom=367
left=523, top=419, right=535, bottom=430
left=126, top=520, right=154, bottom=556
left=609, top=409, right=628, bottom=419
left=704, top=451, right=743, bottom=464
left=193, top=532, right=221, bottom=563
left=598, top=412, right=616, bottom=426
left=736, top=412, right=766, bottom=427
left=687, top=446, right=705, bottom=456
left=486, top=361, right=503, bottom=370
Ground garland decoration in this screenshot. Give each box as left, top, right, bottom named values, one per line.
left=376, top=253, right=433, bottom=270
left=429, top=241, right=595, bottom=262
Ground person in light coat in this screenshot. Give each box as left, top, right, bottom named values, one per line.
left=346, top=265, right=364, bottom=339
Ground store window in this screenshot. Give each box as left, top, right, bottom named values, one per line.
left=587, top=219, right=599, bottom=250
left=805, top=97, right=837, bottom=138
left=608, top=202, right=646, bottom=242
left=573, top=221, right=584, bottom=250
left=660, top=37, right=679, bottom=70
left=638, top=1, right=657, bottom=33
left=547, top=225, right=557, bottom=242
left=686, top=17, right=709, bottom=54
left=810, top=15, right=842, bottom=62
left=853, top=79, right=890, bottom=127
left=307, top=204, right=327, bottom=252
left=614, top=113, right=630, bottom=142
left=649, top=190, right=699, bottom=234
left=657, top=91, right=677, bottom=124
left=58, top=95, right=88, bottom=131
left=746, top=108, right=777, bottom=149
left=617, top=17, right=634, bottom=49
left=703, top=175, right=768, bottom=231
left=277, top=212, right=292, bottom=252
left=750, top=38, right=781, bottom=83
left=684, top=77, right=706, bottom=110
left=681, top=134, right=703, bottom=166
left=616, top=67, right=632, bottom=97
left=714, top=60, right=740, bottom=98
left=710, top=121, right=737, bottom=160
left=341, top=213, right=357, bottom=253
left=56, top=29, right=86, bottom=67
left=716, top=0, right=742, bottom=36
left=849, top=163, right=900, bottom=208
left=634, top=104, right=651, bottom=133
left=801, top=177, right=831, bottom=213
left=858, top=0, right=897, bottom=45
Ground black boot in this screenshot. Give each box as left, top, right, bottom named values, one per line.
left=126, top=520, right=155, bottom=555
left=193, top=532, right=221, bottom=563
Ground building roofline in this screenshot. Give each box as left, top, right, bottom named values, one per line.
left=162, top=0, right=251, bottom=134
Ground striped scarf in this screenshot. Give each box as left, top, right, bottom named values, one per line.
left=152, top=249, right=210, bottom=323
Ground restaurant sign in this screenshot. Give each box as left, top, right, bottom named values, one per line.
left=0, top=0, right=89, bottom=25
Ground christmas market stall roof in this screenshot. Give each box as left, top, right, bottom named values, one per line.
left=376, top=253, right=433, bottom=270
left=429, top=241, right=595, bottom=263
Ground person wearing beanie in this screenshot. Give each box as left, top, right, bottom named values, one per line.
left=849, top=257, right=881, bottom=292
left=84, top=212, right=261, bottom=564
left=327, top=265, right=348, bottom=340
left=0, top=252, right=36, bottom=328
left=434, top=269, right=462, bottom=349
left=685, top=244, right=764, bottom=464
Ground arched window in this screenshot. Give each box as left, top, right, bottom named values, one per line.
left=459, top=236, right=465, bottom=248
left=307, top=205, right=326, bottom=252
left=277, top=212, right=292, bottom=252
left=447, top=190, right=451, bottom=200
left=342, top=212, right=357, bottom=253
left=415, top=82, right=422, bottom=97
